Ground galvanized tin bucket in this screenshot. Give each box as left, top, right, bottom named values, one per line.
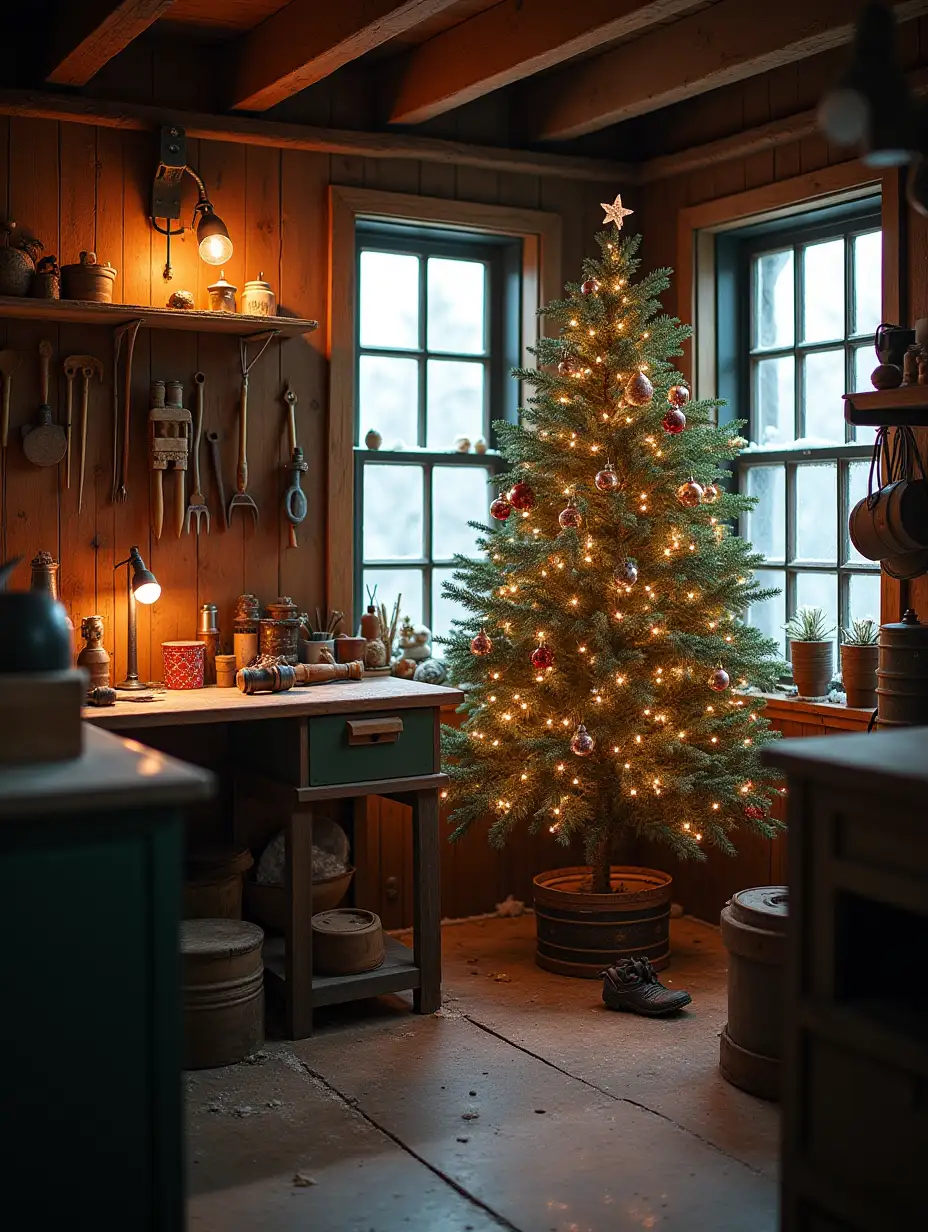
left=877, top=609, right=928, bottom=728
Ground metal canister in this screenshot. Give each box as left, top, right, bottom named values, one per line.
left=877, top=608, right=928, bottom=727
left=196, top=603, right=220, bottom=686
left=258, top=617, right=300, bottom=664
left=233, top=593, right=261, bottom=632
left=29, top=550, right=60, bottom=599
left=207, top=271, right=237, bottom=313
left=241, top=272, right=276, bottom=317
left=266, top=596, right=298, bottom=621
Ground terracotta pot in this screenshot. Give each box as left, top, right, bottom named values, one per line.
left=790, top=640, right=833, bottom=699
left=841, top=643, right=879, bottom=709
left=533, top=865, right=672, bottom=977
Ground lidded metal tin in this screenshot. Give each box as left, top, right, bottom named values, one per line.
left=207, top=270, right=237, bottom=313
left=877, top=608, right=928, bottom=728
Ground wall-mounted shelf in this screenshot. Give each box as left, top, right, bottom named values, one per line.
left=0, top=296, right=318, bottom=337
left=844, top=387, right=928, bottom=427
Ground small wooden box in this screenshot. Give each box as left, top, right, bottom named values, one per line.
left=0, top=670, right=86, bottom=763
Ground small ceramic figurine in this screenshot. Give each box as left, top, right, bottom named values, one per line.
left=365, top=429, right=382, bottom=450
left=902, top=344, right=920, bottom=387
left=395, top=618, right=432, bottom=662
left=453, top=436, right=471, bottom=453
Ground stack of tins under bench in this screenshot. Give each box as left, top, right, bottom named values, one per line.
left=85, top=677, right=463, bottom=1037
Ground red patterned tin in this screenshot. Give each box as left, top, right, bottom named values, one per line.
left=162, top=640, right=205, bottom=690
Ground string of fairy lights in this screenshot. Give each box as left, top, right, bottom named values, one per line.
left=447, top=194, right=773, bottom=849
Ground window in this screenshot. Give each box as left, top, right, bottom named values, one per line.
left=354, top=224, right=519, bottom=645
left=718, top=202, right=882, bottom=657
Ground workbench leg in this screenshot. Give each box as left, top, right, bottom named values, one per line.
left=411, top=789, right=441, bottom=1014
left=285, top=808, right=314, bottom=1039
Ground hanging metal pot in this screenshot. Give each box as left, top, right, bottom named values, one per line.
left=849, top=479, right=928, bottom=560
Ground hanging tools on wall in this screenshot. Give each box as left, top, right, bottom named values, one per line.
left=112, top=318, right=142, bottom=503
left=282, top=383, right=307, bottom=549
left=206, top=430, right=228, bottom=531
left=63, top=354, right=103, bottom=514
left=22, top=341, right=66, bottom=468
left=229, top=331, right=278, bottom=527
left=0, top=348, right=20, bottom=559
left=149, top=379, right=191, bottom=539
left=185, top=371, right=210, bottom=534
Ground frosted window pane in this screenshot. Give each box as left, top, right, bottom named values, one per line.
left=753, top=250, right=794, bottom=349
left=432, top=465, right=491, bottom=560
left=362, top=465, right=424, bottom=560
left=848, top=572, right=881, bottom=627
left=853, top=343, right=873, bottom=391
left=795, top=464, right=837, bottom=562
left=754, top=356, right=794, bottom=445
left=803, top=349, right=845, bottom=443
left=359, top=251, right=419, bottom=350
left=426, top=360, right=485, bottom=449
left=795, top=572, right=838, bottom=656
left=847, top=460, right=873, bottom=564
left=362, top=568, right=423, bottom=630
left=428, top=258, right=486, bottom=355
left=853, top=230, right=882, bottom=336
left=432, top=566, right=468, bottom=652
left=803, top=239, right=845, bottom=343
left=358, top=355, right=418, bottom=449
left=743, top=466, right=785, bottom=561
left=747, top=568, right=786, bottom=658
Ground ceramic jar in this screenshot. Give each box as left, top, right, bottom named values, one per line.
left=162, top=640, right=205, bottom=689
left=207, top=271, right=237, bottom=313
left=0, top=222, right=42, bottom=297
left=241, top=272, right=276, bottom=317
left=31, top=256, right=60, bottom=300
left=61, top=251, right=117, bottom=303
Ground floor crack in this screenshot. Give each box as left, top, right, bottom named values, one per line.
left=460, top=1011, right=769, bottom=1179
left=300, top=1060, right=522, bottom=1232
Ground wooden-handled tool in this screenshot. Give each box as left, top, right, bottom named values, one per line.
left=23, top=340, right=67, bottom=467
left=283, top=383, right=307, bottom=549
left=0, top=348, right=20, bottom=560
left=185, top=372, right=210, bottom=534
left=63, top=354, right=103, bottom=514
left=229, top=332, right=277, bottom=527
left=112, top=319, right=142, bottom=503
left=149, top=379, right=191, bottom=540
left=206, top=431, right=228, bottom=531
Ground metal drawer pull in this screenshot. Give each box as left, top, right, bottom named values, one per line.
left=346, top=717, right=404, bottom=746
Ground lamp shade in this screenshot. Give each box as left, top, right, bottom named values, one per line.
left=129, top=547, right=160, bottom=605
left=197, top=209, right=233, bottom=266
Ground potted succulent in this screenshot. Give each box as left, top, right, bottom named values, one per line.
left=785, top=607, right=836, bottom=699
left=840, top=617, right=879, bottom=708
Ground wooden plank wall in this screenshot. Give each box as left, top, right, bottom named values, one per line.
left=0, top=116, right=607, bottom=690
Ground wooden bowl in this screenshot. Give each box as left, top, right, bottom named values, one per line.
left=312, top=908, right=385, bottom=975
left=242, top=867, right=354, bottom=933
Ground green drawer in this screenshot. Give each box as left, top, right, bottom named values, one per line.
left=306, top=708, right=436, bottom=786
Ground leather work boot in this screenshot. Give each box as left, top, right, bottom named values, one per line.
left=601, top=957, right=692, bottom=1017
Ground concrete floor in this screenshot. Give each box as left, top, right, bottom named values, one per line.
left=187, top=915, right=778, bottom=1232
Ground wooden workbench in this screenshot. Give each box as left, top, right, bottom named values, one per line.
left=85, top=677, right=464, bottom=1038
left=1, top=725, right=214, bottom=1232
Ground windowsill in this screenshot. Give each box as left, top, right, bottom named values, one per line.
left=760, top=692, right=873, bottom=728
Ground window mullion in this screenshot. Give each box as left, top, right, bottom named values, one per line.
left=794, top=243, right=803, bottom=440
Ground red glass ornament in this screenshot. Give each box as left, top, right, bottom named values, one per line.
left=531, top=642, right=554, bottom=670
left=508, top=481, right=536, bottom=512
left=624, top=371, right=654, bottom=406
left=594, top=462, right=619, bottom=492
left=744, top=805, right=765, bottom=821
left=580, top=278, right=601, bottom=295
left=701, top=483, right=721, bottom=504
left=613, top=559, right=638, bottom=586
left=708, top=667, right=730, bottom=692
left=470, top=629, right=493, bottom=656
left=490, top=496, right=512, bottom=521
left=558, top=501, right=582, bottom=529
left=676, top=480, right=704, bottom=508
left=667, top=384, right=690, bottom=409
left=662, top=408, right=686, bottom=434
left=570, top=723, right=594, bottom=757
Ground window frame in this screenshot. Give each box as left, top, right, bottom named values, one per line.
left=353, top=222, right=518, bottom=632
left=718, top=201, right=883, bottom=655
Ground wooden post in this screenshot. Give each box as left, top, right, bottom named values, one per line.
left=285, top=807, right=315, bottom=1038
left=411, top=788, right=441, bottom=1013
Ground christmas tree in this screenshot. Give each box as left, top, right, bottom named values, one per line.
left=441, top=195, right=785, bottom=894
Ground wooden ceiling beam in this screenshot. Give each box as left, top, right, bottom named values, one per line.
left=524, top=0, right=928, bottom=141
left=230, top=0, right=464, bottom=112
left=45, top=0, right=176, bottom=87
left=388, top=0, right=703, bottom=126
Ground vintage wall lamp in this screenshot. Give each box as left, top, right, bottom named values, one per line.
left=114, top=547, right=161, bottom=691
left=150, top=125, right=233, bottom=281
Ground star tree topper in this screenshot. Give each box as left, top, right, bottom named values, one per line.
left=601, top=194, right=634, bottom=229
